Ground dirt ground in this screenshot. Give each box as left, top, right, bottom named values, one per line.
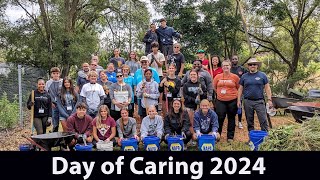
left=0, top=108, right=296, bottom=151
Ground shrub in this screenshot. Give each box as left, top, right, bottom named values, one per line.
left=0, top=92, right=19, bottom=129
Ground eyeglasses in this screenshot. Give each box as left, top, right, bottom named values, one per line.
left=123, top=69, right=129, bottom=71
left=174, top=47, right=180, bottom=48
left=116, top=75, right=123, bottom=78
left=248, top=64, right=258, bottom=66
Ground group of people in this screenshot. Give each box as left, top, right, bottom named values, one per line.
left=26, top=18, right=273, bottom=150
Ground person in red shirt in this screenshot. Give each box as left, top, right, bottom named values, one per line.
left=208, top=55, right=223, bottom=79
left=213, top=60, right=240, bottom=142
left=92, top=105, right=117, bottom=147
left=196, top=49, right=209, bottom=71
left=67, top=102, right=93, bottom=148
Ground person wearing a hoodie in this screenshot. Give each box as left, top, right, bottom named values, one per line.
left=67, top=102, right=93, bottom=148
left=134, top=56, right=160, bottom=118
left=56, top=77, right=79, bottom=132
left=193, top=99, right=220, bottom=141
left=143, top=23, right=158, bottom=55
left=27, top=78, right=52, bottom=135
left=45, top=67, right=63, bottom=132
left=183, top=69, right=207, bottom=135
left=140, top=105, right=163, bottom=140
left=80, top=71, right=105, bottom=118
left=156, top=18, right=182, bottom=57
left=136, top=69, right=160, bottom=119
left=164, top=99, right=191, bottom=147
left=76, top=62, right=90, bottom=93
left=159, top=63, right=181, bottom=113
left=181, top=59, right=214, bottom=103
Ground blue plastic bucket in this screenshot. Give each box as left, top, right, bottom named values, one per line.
left=249, top=130, right=268, bottom=151
left=143, top=136, right=160, bottom=151
left=198, top=134, right=216, bottom=151
left=75, top=143, right=93, bottom=151
left=19, top=144, right=32, bottom=151
left=167, top=135, right=184, bottom=151
left=121, top=138, right=138, bottom=151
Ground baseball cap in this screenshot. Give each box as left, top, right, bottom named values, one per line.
left=197, top=49, right=205, bottom=54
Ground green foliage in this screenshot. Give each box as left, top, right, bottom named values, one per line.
left=0, top=92, right=19, bottom=129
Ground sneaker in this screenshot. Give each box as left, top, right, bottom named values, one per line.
left=238, top=122, right=243, bottom=129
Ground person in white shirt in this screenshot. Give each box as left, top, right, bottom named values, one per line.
left=147, top=42, right=166, bottom=79
left=80, top=71, right=106, bottom=118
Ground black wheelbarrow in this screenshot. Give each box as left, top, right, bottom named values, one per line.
left=288, top=106, right=320, bottom=123
left=271, top=96, right=301, bottom=116
left=22, top=132, right=76, bottom=151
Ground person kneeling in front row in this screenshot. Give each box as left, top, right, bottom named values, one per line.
left=193, top=99, right=220, bottom=141
left=140, top=105, right=163, bottom=140
left=67, top=102, right=93, bottom=150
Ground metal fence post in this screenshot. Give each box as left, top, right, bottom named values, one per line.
left=18, top=64, right=23, bottom=127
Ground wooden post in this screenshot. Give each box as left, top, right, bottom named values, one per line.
left=30, top=90, right=34, bottom=135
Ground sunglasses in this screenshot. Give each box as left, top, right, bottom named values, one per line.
left=141, top=61, right=148, bottom=64
left=173, top=98, right=181, bottom=101
left=248, top=64, right=258, bottom=66
left=174, top=47, right=180, bottom=48
left=116, top=75, right=123, bottom=78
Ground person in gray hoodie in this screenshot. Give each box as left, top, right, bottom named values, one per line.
left=45, top=67, right=63, bottom=132
left=140, top=105, right=163, bottom=140
left=181, top=59, right=214, bottom=102
left=193, top=99, right=220, bottom=141
left=136, top=69, right=160, bottom=119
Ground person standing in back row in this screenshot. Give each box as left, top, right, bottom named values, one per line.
left=143, top=23, right=158, bottom=55
left=156, top=18, right=182, bottom=58
left=45, top=67, right=63, bottom=132
left=231, top=54, right=247, bottom=129
left=237, top=58, right=273, bottom=132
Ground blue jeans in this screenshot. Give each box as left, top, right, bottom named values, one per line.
left=52, top=106, right=60, bottom=132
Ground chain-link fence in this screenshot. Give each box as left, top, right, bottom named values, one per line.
left=0, top=63, right=47, bottom=129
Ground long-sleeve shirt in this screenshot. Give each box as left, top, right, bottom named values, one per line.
left=156, top=26, right=181, bottom=45
left=193, top=109, right=219, bottom=134
left=182, top=69, right=214, bottom=100
left=159, top=76, right=181, bottom=101
left=45, top=79, right=63, bottom=104
left=141, top=115, right=163, bottom=139
left=133, top=67, right=160, bottom=86
left=183, top=80, right=207, bottom=110
left=164, top=111, right=190, bottom=135
left=56, top=92, right=79, bottom=119
left=27, top=89, right=52, bottom=118
left=67, top=113, right=93, bottom=137
left=136, top=80, right=160, bottom=108
left=143, top=30, right=158, bottom=54
left=116, top=117, right=137, bottom=138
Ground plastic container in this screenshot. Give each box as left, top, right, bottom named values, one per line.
left=121, top=138, right=138, bottom=151
left=75, top=143, right=93, bottom=151
left=96, top=141, right=113, bottom=151
left=266, top=103, right=276, bottom=116
left=19, top=144, right=32, bottom=151
left=198, top=134, right=216, bottom=151
left=167, top=135, right=184, bottom=151
left=249, top=130, right=268, bottom=151
left=143, top=136, right=160, bottom=151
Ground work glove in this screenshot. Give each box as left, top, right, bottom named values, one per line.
left=181, top=132, right=186, bottom=139
left=195, top=97, right=200, bottom=105
left=212, top=132, right=220, bottom=140
left=165, top=134, right=170, bottom=140
left=196, top=130, right=202, bottom=138
left=198, top=87, right=204, bottom=95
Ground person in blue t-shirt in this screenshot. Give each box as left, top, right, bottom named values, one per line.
left=122, top=64, right=135, bottom=117
left=106, top=63, right=117, bottom=83
left=237, top=58, right=273, bottom=132
left=133, top=56, right=160, bottom=118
